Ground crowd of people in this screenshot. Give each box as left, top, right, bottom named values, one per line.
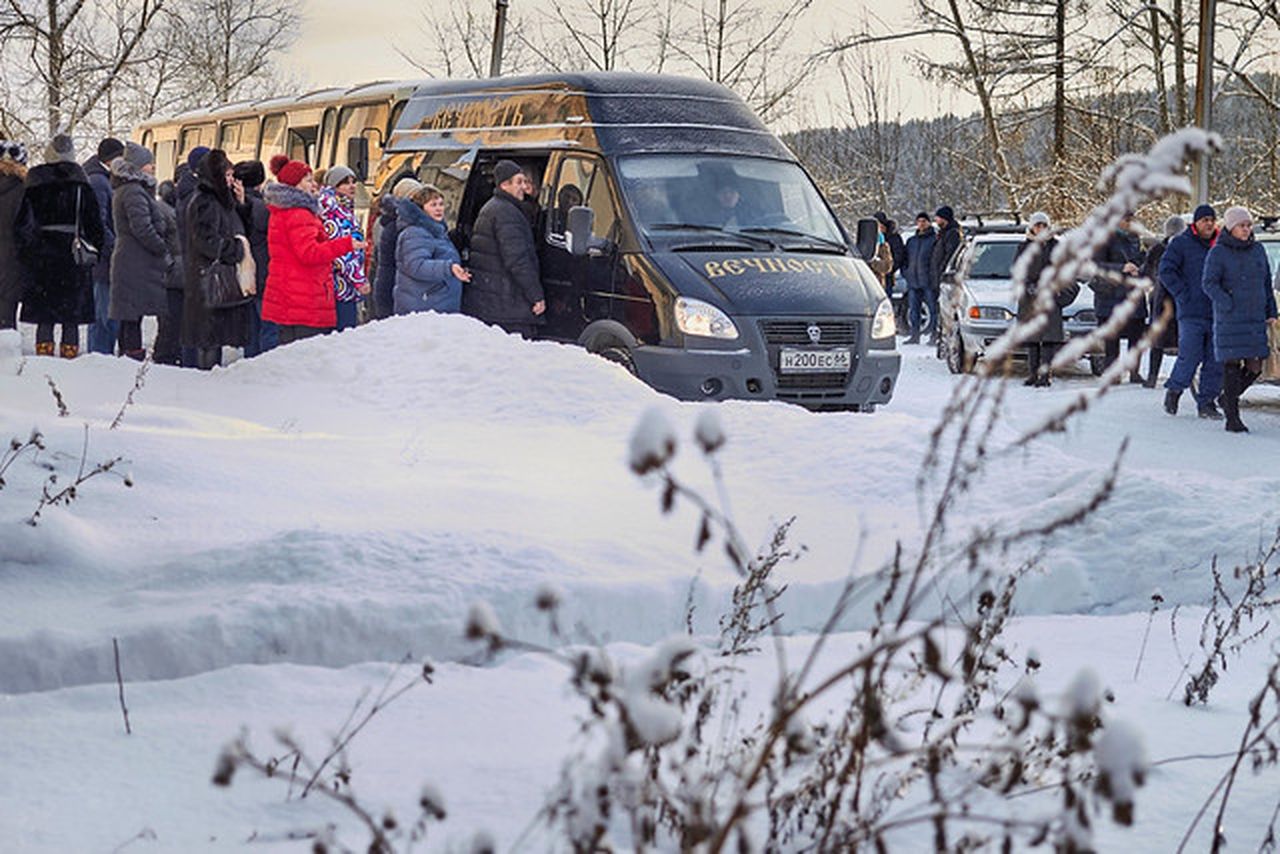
left=877, top=201, right=1278, bottom=433
left=0, top=133, right=544, bottom=367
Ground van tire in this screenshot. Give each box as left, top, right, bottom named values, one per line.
left=945, top=328, right=974, bottom=374
left=598, top=344, right=637, bottom=375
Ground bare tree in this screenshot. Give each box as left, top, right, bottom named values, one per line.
left=0, top=0, right=164, bottom=135
left=167, top=0, right=300, bottom=104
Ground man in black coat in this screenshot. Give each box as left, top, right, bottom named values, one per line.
left=463, top=159, right=545, bottom=336
left=929, top=205, right=963, bottom=345
left=1090, top=212, right=1146, bottom=382
left=85, top=137, right=123, bottom=355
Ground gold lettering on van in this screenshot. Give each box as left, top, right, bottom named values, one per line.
left=723, top=259, right=745, bottom=275
left=704, top=261, right=725, bottom=278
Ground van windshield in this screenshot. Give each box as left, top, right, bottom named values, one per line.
left=617, top=154, right=846, bottom=249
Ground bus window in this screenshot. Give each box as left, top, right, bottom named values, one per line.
left=287, top=126, right=318, bottom=165
left=261, top=114, right=286, bottom=159
left=141, top=130, right=153, bottom=148
left=335, top=102, right=391, bottom=172
left=155, top=140, right=178, bottom=181
left=180, top=124, right=215, bottom=157
left=218, top=120, right=259, bottom=161
left=319, top=108, right=337, bottom=168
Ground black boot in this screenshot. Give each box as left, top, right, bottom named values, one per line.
left=1221, top=363, right=1248, bottom=433
left=1163, top=389, right=1181, bottom=415
left=1198, top=400, right=1223, bottom=420
left=1144, top=350, right=1163, bottom=388
left=1025, top=344, right=1041, bottom=386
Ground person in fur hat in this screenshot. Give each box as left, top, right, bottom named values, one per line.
left=0, top=140, right=29, bottom=330
left=14, top=134, right=104, bottom=357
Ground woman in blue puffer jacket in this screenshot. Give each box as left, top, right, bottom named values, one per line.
left=394, top=184, right=471, bottom=315
left=1202, top=205, right=1278, bottom=433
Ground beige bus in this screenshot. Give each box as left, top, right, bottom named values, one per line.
left=131, top=80, right=421, bottom=213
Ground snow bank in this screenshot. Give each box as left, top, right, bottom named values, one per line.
left=2, top=314, right=1280, bottom=693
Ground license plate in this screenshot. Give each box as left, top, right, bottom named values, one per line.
left=780, top=348, right=851, bottom=373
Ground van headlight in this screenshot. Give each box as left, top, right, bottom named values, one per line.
left=871, top=297, right=896, bottom=339
left=675, top=297, right=739, bottom=340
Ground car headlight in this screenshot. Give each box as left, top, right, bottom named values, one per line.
left=675, top=297, right=739, bottom=340
left=871, top=297, right=896, bottom=339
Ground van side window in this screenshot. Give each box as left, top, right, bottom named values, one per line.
left=551, top=156, right=618, bottom=241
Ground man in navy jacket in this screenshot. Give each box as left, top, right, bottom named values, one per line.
left=1158, top=204, right=1223, bottom=418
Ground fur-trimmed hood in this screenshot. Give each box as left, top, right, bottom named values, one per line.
left=110, top=156, right=157, bottom=190
left=24, top=159, right=88, bottom=190
left=0, top=159, right=27, bottom=181
left=398, top=197, right=449, bottom=238
left=265, top=181, right=319, bottom=215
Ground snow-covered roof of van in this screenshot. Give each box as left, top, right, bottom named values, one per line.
left=395, top=72, right=791, bottom=160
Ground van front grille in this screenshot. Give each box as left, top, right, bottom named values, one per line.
left=759, top=318, right=858, bottom=391
left=759, top=320, right=859, bottom=346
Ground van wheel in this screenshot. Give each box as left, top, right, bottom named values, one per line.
left=598, top=344, right=637, bottom=375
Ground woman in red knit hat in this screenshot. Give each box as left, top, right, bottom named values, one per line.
left=261, top=154, right=366, bottom=344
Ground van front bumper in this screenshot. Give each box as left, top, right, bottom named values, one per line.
left=631, top=322, right=900, bottom=411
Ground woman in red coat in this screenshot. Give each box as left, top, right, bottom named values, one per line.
left=261, top=155, right=365, bottom=344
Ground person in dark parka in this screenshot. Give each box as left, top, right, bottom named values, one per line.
left=1159, top=204, right=1222, bottom=417
left=928, top=205, right=962, bottom=345
left=15, top=134, right=104, bottom=358
left=1202, top=206, right=1278, bottom=433
left=394, top=184, right=471, bottom=315
left=84, top=137, right=123, bottom=355
left=108, top=142, right=172, bottom=360
left=372, top=177, right=425, bottom=320
left=0, top=141, right=29, bottom=330
left=1089, top=212, right=1147, bottom=383
left=463, top=159, right=545, bottom=336
left=151, top=183, right=183, bottom=366
left=182, top=148, right=251, bottom=369
left=234, top=160, right=275, bottom=356
left=1015, top=212, right=1079, bottom=386
left=902, top=211, right=935, bottom=343
left=1140, top=214, right=1184, bottom=388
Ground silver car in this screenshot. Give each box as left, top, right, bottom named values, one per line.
left=936, top=231, right=1103, bottom=375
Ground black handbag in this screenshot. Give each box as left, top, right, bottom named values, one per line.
left=198, top=259, right=251, bottom=309
left=70, top=186, right=99, bottom=268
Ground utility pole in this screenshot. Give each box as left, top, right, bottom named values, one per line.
left=1190, top=0, right=1215, bottom=205
left=489, top=0, right=509, bottom=78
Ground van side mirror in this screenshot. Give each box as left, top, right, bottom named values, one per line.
left=566, top=205, right=595, bottom=257
left=347, top=137, right=370, bottom=182
left=855, top=217, right=879, bottom=262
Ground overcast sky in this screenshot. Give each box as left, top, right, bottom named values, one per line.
left=278, top=0, right=977, bottom=131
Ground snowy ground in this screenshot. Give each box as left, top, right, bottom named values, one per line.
left=1, top=316, right=1278, bottom=850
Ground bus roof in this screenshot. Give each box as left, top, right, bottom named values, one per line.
left=136, top=80, right=428, bottom=130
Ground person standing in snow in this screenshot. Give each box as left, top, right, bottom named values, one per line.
left=901, top=212, right=935, bottom=344
left=261, top=155, right=364, bottom=345
left=928, top=205, right=963, bottom=346
left=1201, top=206, right=1277, bottom=433
left=1090, top=212, right=1147, bottom=383
left=394, top=184, right=470, bottom=315
left=84, top=137, right=124, bottom=355
left=317, top=165, right=368, bottom=332
left=1014, top=212, right=1078, bottom=387
left=233, top=160, right=274, bottom=355
left=182, top=149, right=253, bottom=369
left=464, top=159, right=544, bottom=336
left=0, top=140, right=29, bottom=330
left=874, top=211, right=906, bottom=293
left=15, top=134, right=104, bottom=358
left=371, top=178, right=424, bottom=320
left=108, top=142, right=171, bottom=361
left=1141, top=214, right=1184, bottom=389
left=1158, top=205, right=1222, bottom=418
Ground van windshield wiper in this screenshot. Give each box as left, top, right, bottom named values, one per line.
left=647, top=223, right=776, bottom=249
left=738, top=226, right=847, bottom=253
